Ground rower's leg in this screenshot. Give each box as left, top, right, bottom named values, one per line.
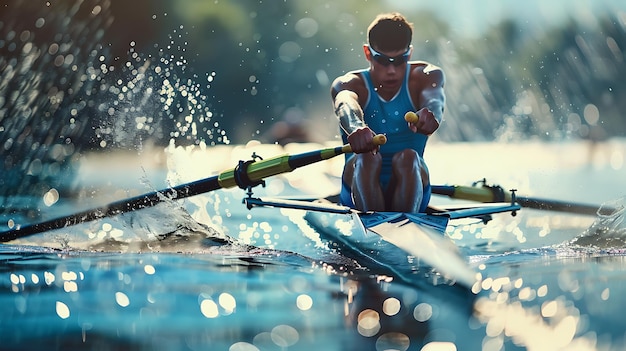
left=389, top=149, right=429, bottom=212
left=345, top=153, right=385, bottom=211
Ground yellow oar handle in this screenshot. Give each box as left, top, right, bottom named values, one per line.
left=219, top=134, right=386, bottom=188
left=446, top=185, right=512, bottom=203
left=341, top=134, right=387, bottom=153
left=405, top=111, right=419, bottom=123
left=374, top=134, right=387, bottom=145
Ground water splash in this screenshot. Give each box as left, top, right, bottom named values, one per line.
left=569, top=197, right=626, bottom=249
left=0, top=0, right=227, bottom=217
left=0, top=0, right=114, bottom=202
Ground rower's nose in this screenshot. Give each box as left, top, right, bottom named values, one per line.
left=385, top=64, right=397, bottom=74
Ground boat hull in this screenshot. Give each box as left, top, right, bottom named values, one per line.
left=304, top=210, right=476, bottom=288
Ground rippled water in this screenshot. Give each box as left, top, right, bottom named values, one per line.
left=0, top=245, right=480, bottom=351
left=1, top=140, right=626, bottom=351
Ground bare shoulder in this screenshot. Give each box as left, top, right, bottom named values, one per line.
left=331, top=72, right=366, bottom=95
left=331, top=71, right=368, bottom=104
left=408, top=61, right=445, bottom=93
left=409, top=61, right=444, bottom=84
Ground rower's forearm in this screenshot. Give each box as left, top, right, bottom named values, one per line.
left=424, top=98, right=444, bottom=123
left=335, top=99, right=365, bottom=135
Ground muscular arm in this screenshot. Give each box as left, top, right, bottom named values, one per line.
left=418, top=64, right=445, bottom=124
left=331, top=74, right=377, bottom=153
left=408, top=63, right=446, bottom=135
left=333, top=90, right=365, bottom=135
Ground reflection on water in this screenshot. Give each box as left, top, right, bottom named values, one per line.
left=2, top=140, right=626, bottom=350
left=1, top=247, right=480, bottom=351
left=472, top=263, right=597, bottom=351
left=1, top=138, right=625, bottom=350
left=473, top=252, right=626, bottom=351
left=5, top=241, right=623, bottom=350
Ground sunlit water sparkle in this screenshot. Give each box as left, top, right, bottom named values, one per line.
left=2, top=140, right=626, bottom=351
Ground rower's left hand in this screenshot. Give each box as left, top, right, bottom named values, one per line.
left=406, top=108, right=439, bottom=136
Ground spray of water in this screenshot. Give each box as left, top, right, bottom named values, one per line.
left=569, top=198, right=626, bottom=249
left=0, top=0, right=227, bottom=218
left=0, top=0, right=113, bottom=203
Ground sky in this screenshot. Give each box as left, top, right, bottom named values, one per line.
left=385, top=0, right=626, bottom=37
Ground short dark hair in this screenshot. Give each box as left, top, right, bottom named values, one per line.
left=367, top=13, right=413, bottom=52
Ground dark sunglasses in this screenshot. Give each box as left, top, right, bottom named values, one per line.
left=367, top=45, right=412, bottom=66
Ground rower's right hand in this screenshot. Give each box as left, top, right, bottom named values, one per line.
left=347, top=127, right=379, bottom=154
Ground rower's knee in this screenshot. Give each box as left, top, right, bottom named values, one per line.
left=392, top=149, right=420, bottom=171
left=355, top=152, right=382, bottom=170
left=392, top=149, right=429, bottom=184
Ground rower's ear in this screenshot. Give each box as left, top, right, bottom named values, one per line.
left=363, top=44, right=371, bottom=61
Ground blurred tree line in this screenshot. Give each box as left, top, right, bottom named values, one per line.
left=2, top=0, right=624, bottom=149
left=111, top=0, right=623, bottom=144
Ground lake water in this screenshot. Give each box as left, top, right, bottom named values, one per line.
left=2, top=140, right=626, bottom=351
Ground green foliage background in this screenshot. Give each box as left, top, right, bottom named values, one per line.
left=116, top=0, right=624, bottom=144
left=2, top=0, right=625, bottom=148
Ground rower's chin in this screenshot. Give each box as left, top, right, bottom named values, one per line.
left=380, top=80, right=400, bottom=92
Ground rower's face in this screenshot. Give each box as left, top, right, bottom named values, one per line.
left=364, top=44, right=411, bottom=96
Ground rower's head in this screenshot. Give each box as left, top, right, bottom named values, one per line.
left=364, top=13, right=413, bottom=97
left=367, top=13, right=413, bottom=53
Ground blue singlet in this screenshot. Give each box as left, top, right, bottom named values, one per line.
left=339, top=67, right=431, bottom=212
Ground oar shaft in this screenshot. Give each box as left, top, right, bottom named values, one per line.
left=0, top=176, right=223, bottom=242
left=1, top=136, right=386, bottom=242
left=515, top=196, right=601, bottom=215
left=432, top=185, right=602, bottom=216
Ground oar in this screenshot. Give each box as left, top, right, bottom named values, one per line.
left=431, top=182, right=604, bottom=216
left=403, top=113, right=606, bottom=216
left=0, top=135, right=387, bottom=242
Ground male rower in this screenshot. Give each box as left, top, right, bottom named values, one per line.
left=332, top=12, right=445, bottom=213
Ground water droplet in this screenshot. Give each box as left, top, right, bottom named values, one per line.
left=56, top=301, right=70, bottom=319
left=115, top=292, right=130, bottom=307
left=200, top=299, right=219, bottom=318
